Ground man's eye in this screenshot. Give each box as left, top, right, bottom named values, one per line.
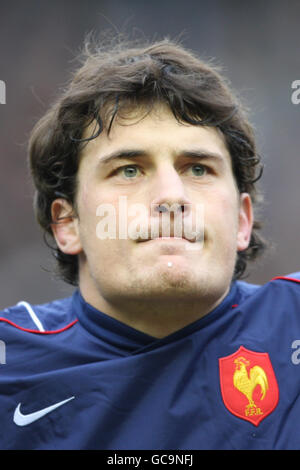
left=117, top=165, right=141, bottom=178
left=190, top=164, right=207, bottom=177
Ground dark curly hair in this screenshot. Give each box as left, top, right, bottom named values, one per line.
left=29, top=35, right=266, bottom=286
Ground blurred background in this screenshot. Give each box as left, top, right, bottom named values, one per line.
left=0, top=0, right=299, bottom=309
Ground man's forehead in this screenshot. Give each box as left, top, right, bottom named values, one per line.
left=80, top=103, right=231, bottom=164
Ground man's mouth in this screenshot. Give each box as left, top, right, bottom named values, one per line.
left=139, top=235, right=197, bottom=243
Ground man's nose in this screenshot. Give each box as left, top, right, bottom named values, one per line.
left=150, top=165, right=192, bottom=217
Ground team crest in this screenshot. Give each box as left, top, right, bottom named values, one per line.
left=219, top=346, right=279, bottom=426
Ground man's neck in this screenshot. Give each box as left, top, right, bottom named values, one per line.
left=78, top=280, right=230, bottom=338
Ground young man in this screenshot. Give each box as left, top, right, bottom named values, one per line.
left=1, top=37, right=299, bottom=450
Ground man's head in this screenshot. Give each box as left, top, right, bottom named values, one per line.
left=29, top=37, right=265, bottom=307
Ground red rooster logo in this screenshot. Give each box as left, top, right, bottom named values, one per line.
left=233, top=356, right=269, bottom=417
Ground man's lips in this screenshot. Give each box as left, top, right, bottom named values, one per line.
left=139, top=236, right=196, bottom=243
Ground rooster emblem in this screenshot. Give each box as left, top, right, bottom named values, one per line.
left=233, top=356, right=269, bottom=417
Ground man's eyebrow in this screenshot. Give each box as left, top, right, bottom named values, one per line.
left=180, top=150, right=226, bottom=163
left=97, top=149, right=226, bottom=165
left=98, top=150, right=148, bottom=165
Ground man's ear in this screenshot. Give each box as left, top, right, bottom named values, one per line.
left=237, top=193, right=253, bottom=252
left=51, top=199, right=82, bottom=255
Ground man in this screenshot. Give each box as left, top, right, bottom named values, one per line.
left=0, top=37, right=299, bottom=450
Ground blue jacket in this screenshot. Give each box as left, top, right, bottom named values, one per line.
left=0, top=274, right=300, bottom=449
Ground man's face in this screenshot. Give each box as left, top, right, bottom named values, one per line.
left=59, top=104, right=252, bottom=311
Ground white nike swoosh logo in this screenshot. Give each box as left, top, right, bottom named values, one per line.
left=13, top=396, right=75, bottom=426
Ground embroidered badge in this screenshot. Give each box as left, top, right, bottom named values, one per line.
left=219, top=346, right=279, bottom=426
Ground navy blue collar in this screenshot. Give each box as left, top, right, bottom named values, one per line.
left=73, top=290, right=155, bottom=354
left=73, top=282, right=241, bottom=355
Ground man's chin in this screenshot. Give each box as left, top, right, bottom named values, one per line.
left=127, top=268, right=205, bottom=300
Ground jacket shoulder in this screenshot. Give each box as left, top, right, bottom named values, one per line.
left=0, top=295, right=76, bottom=333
